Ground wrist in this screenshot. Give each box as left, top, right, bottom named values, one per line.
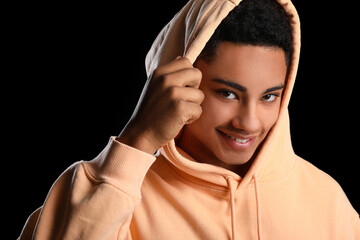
left=118, top=122, right=160, bottom=155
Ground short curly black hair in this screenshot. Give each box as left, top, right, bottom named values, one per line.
left=198, top=0, right=293, bottom=66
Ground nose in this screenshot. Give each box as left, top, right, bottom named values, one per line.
left=231, top=102, right=261, bottom=134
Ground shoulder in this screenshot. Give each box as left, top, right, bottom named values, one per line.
left=295, top=156, right=357, bottom=214
left=297, top=156, right=360, bottom=236
left=296, top=156, right=343, bottom=191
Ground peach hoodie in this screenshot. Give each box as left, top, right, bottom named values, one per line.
left=19, top=0, right=359, bottom=239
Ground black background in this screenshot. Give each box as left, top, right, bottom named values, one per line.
left=7, top=0, right=359, bottom=237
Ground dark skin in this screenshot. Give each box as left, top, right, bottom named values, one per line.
left=118, top=56, right=204, bottom=155
left=119, top=42, right=287, bottom=177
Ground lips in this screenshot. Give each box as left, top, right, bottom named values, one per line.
left=216, top=129, right=257, bottom=151
left=223, top=133, right=250, bottom=143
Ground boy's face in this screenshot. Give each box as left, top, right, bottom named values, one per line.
left=178, top=42, right=287, bottom=170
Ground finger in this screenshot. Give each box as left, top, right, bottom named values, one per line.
left=184, top=101, right=203, bottom=124
left=169, top=86, right=204, bottom=104
left=183, top=67, right=202, bottom=88
left=163, top=67, right=202, bottom=89
left=153, top=57, right=193, bottom=78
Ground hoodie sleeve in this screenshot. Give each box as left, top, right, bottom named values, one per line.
left=18, top=137, right=156, bottom=240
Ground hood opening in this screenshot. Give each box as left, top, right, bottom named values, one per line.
left=150, top=0, right=300, bottom=188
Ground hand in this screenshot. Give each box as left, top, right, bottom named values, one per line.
left=118, top=57, right=204, bottom=155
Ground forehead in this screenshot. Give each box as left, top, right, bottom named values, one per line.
left=197, top=42, right=287, bottom=90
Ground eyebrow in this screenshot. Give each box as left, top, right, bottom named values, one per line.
left=212, top=78, right=247, bottom=92
left=263, top=84, right=285, bottom=94
left=212, top=78, right=284, bottom=94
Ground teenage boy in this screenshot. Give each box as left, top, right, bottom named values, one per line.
left=19, top=0, right=359, bottom=239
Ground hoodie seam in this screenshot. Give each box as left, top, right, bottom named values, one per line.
left=81, top=162, right=142, bottom=200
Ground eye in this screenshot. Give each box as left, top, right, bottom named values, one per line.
left=261, top=93, right=278, bottom=102
left=217, top=90, right=238, bottom=100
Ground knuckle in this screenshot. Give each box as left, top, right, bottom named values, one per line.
left=191, top=89, right=204, bottom=104
left=170, top=98, right=181, bottom=112
left=161, top=74, right=174, bottom=87
left=198, top=89, right=205, bottom=101
left=166, top=86, right=178, bottom=99
left=172, top=100, right=187, bottom=124
left=176, top=99, right=187, bottom=112
left=193, top=67, right=202, bottom=79
left=192, top=67, right=202, bottom=75
left=155, top=74, right=170, bottom=91
left=186, top=108, right=202, bottom=124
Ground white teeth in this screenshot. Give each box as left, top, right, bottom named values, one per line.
left=236, top=138, right=249, bottom=143
left=227, top=135, right=249, bottom=143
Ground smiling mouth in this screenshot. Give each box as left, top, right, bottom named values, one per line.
left=222, top=132, right=250, bottom=143
left=216, top=128, right=258, bottom=151
left=217, top=129, right=255, bottom=142
left=216, top=128, right=263, bottom=152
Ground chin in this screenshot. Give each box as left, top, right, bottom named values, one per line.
left=216, top=149, right=254, bottom=166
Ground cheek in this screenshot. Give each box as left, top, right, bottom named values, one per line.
left=197, top=93, right=233, bottom=126
left=260, top=105, right=281, bottom=133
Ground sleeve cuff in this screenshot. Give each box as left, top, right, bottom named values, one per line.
left=84, top=137, right=157, bottom=197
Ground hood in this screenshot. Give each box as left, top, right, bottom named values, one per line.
left=145, top=0, right=301, bottom=187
